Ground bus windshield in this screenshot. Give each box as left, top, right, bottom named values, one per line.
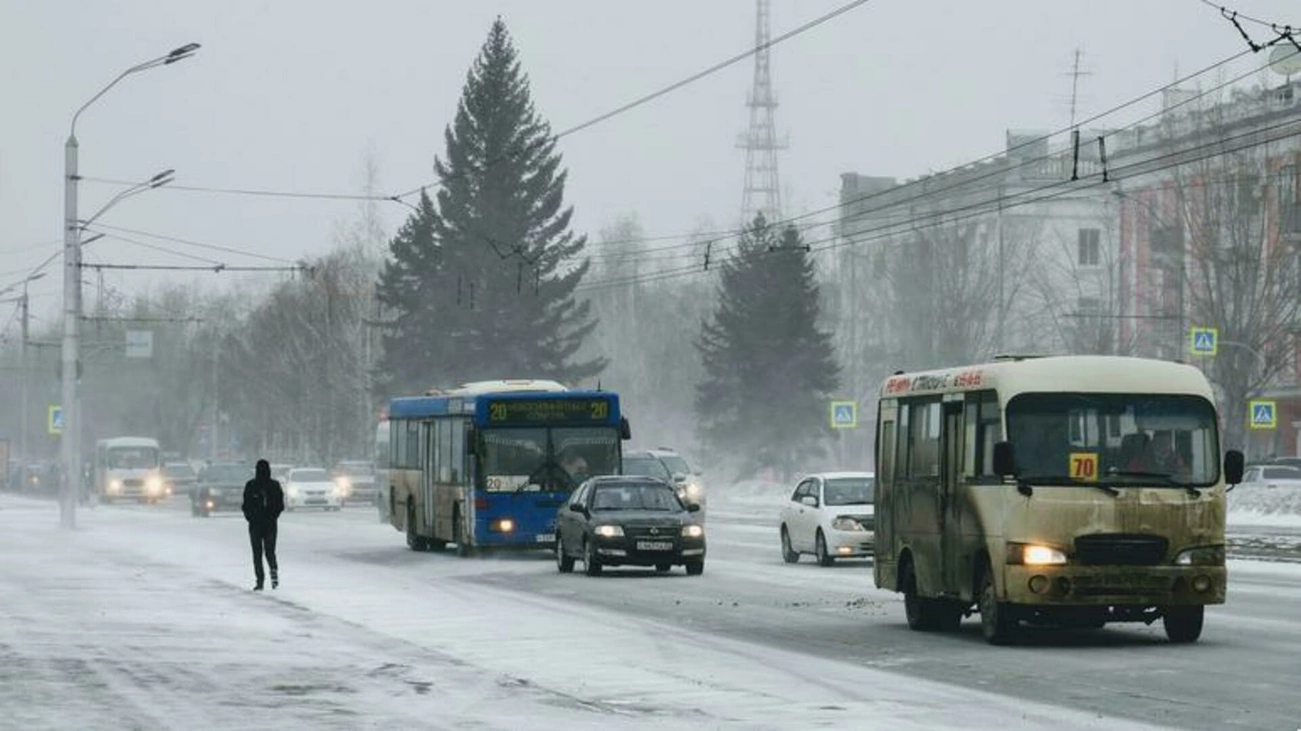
left=1006, top=393, right=1219, bottom=486
left=482, top=427, right=620, bottom=492
left=107, top=447, right=159, bottom=470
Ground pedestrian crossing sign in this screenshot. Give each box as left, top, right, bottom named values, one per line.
left=1189, top=326, right=1218, bottom=356
left=1249, top=400, right=1276, bottom=430
left=830, top=401, right=857, bottom=429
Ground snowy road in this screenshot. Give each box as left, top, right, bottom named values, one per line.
left=2, top=494, right=1297, bottom=730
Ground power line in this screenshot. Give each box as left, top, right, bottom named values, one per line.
left=79, top=176, right=400, bottom=204
left=83, top=223, right=300, bottom=264
left=81, top=263, right=306, bottom=273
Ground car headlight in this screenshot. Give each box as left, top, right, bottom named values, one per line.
left=336, top=477, right=351, bottom=492
left=681, top=524, right=704, bottom=538
left=594, top=525, right=623, bottom=538
left=684, top=482, right=703, bottom=499
left=109, top=479, right=122, bottom=492
left=831, top=516, right=864, bottom=531
left=1007, top=542, right=1068, bottom=565
left=288, top=487, right=299, bottom=498
left=146, top=476, right=164, bottom=493
left=1174, top=546, right=1225, bottom=566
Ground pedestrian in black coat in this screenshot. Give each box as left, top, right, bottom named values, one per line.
left=242, top=459, right=285, bottom=590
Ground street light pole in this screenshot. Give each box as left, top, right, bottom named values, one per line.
left=59, top=43, right=198, bottom=529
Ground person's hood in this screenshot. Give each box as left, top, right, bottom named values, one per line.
left=255, top=460, right=270, bottom=480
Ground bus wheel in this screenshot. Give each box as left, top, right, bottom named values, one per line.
left=1162, top=606, right=1204, bottom=643
left=978, top=561, right=1019, bottom=645
left=780, top=526, right=799, bottom=564
left=815, top=530, right=835, bottom=566
left=406, top=503, right=426, bottom=552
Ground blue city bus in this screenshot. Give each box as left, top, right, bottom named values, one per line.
left=386, top=380, right=631, bottom=555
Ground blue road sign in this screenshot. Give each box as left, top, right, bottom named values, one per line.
left=1249, top=400, right=1276, bottom=430
left=1190, top=326, right=1218, bottom=356
left=48, top=405, right=63, bottom=435
left=830, top=401, right=858, bottom=429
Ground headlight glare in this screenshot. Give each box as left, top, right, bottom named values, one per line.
left=594, top=525, right=623, bottom=538
left=831, top=516, right=863, bottom=531
left=681, top=524, right=704, bottom=538
left=1008, top=542, right=1068, bottom=565
left=1174, top=546, right=1225, bottom=566
left=109, top=479, right=122, bottom=492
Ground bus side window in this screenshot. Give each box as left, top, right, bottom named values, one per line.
left=393, top=420, right=407, bottom=469
left=965, top=390, right=1001, bottom=478
left=449, top=420, right=465, bottom=484
left=407, top=420, right=421, bottom=469
left=897, top=401, right=911, bottom=479
left=879, top=421, right=896, bottom=485
left=438, top=420, right=453, bottom=483
left=908, top=400, right=941, bottom=479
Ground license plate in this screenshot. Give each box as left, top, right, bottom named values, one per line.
left=535, top=533, right=554, bottom=543
left=636, top=541, right=673, bottom=551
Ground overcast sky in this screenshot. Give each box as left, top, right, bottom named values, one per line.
left=3, top=0, right=1299, bottom=326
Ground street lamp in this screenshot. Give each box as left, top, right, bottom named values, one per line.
left=60, top=43, right=199, bottom=529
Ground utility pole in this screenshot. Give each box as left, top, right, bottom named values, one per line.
left=20, top=287, right=30, bottom=464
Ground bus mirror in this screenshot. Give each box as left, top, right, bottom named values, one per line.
left=992, top=441, right=1016, bottom=477
left=1224, top=450, right=1244, bottom=486
left=619, top=417, right=632, bottom=441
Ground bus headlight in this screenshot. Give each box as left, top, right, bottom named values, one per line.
left=145, top=476, right=164, bottom=494
left=1174, top=546, right=1225, bottom=566
left=594, top=525, right=623, bottom=538
left=681, top=524, right=704, bottom=538
left=831, top=516, right=864, bottom=531
left=1008, top=543, right=1068, bottom=566
left=494, top=518, right=515, bottom=533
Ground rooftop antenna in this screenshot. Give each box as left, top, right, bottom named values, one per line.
left=1064, top=48, right=1092, bottom=129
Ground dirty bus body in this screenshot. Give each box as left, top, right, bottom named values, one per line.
left=873, top=355, right=1242, bottom=645
left=387, top=380, right=630, bottom=555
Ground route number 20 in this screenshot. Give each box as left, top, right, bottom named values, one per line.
left=1069, top=452, right=1099, bottom=482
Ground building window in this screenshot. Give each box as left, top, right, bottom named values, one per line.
left=1078, top=228, right=1101, bottom=267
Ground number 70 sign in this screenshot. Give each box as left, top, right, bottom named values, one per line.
left=1069, top=452, right=1099, bottom=482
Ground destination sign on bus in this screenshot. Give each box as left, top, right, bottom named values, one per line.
left=485, top=398, right=612, bottom=425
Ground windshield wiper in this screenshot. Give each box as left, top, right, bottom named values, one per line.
left=1103, top=470, right=1200, bottom=497
left=1016, top=475, right=1119, bottom=497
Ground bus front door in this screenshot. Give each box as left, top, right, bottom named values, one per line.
left=940, top=400, right=964, bottom=596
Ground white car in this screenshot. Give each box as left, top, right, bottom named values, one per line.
left=284, top=468, right=344, bottom=511
left=1240, top=464, right=1301, bottom=489
left=779, top=471, right=875, bottom=566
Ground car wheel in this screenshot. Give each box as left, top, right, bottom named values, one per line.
left=583, top=538, right=602, bottom=576
left=556, top=535, right=575, bottom=573
left=1163, top=606, right=1204, bottom=644
left=815, top=530, right=834, bottom=567
left=655, top=563, right=671, bottom=573
left=685, top=559, right=704, bottom=576
left=780, top=526, right=799, bottom=564
left=978, top=560, right=1019, bottom=645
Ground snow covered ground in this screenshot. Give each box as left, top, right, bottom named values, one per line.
left=0, top=493, right=1188, bottom=730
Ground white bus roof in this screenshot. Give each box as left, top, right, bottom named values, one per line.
left=96, top=437, right=161, bottom=449
left=881, top=355, right=1215, bottom=402
left=438, top=380, right=569, bottom=396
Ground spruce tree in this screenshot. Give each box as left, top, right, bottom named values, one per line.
left=695, top=217, right=840, bottom=481
left=377, top=19, right=603, bottom=394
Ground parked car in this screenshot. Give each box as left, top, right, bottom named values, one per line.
left=192, top=462, right=251, bottom=517
left=1241, top=464, right=1301, bottom=488
left=779, top=471, right=876, bottom=566
left=285, top=468, right=344, bottom=511
left=554, top=476, right=705, bottom=576
left=1268, top=456, right=1301, bottom=470
left=162, top=461, right=198, bottom=496
left=332, top=460, right=378, bottom=504
left=642, top=447, right=707, bottom=512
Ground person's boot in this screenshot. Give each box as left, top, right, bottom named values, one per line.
left=271, top=569, right=279, bottom=589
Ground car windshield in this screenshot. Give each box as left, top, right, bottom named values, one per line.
left=1006, top=393, right=1219, bottom=486
left=292, top=469, right=330, bottom=482
left=1262, top=467, right=1301, bottom=480
left=658, top=455, right=692, bottom=475
left=591, top=483, right=682, bottom=512
left=482, top=427, right=620, bottom=492
left=623, top=457, right=672, bottom=480
left=163, top=463, right=195, bottom=478
left=825, top=477, right=874, bottom=505
left=108, top=448, right=159, bottom=470
left=203, top=465, right=248, bottom=482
